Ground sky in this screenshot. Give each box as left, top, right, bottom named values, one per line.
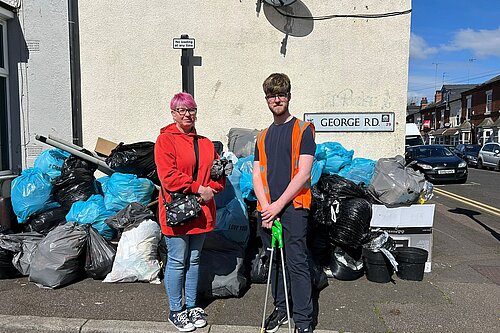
left=407, top=0, right=500, bottom=104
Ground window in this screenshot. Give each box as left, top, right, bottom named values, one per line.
left=466, top=95, right=472, bottom=119
left=0, top=20, right=9, bottom=171
left=485, top=90, right=492, bottom=115
left=482, top=144, right=493, bottom=152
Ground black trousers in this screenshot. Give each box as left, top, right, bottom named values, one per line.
left=259, top=204, right=313, bottom=330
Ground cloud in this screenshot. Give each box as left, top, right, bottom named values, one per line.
left=443, top=27, right=500, bottom=57
left=410, top=33, right=438, bottom=59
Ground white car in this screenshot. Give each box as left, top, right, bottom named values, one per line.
left=477, top=142, right=500, bottom=170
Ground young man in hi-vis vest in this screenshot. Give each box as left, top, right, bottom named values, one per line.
left=253, top=73, right=316, bottom=333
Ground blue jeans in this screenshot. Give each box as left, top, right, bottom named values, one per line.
left=164, top=233, right=206, bottom=312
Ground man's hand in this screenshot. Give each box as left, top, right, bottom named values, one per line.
left=197, top=185, right=216, bottom=202
left=261, top=200, right=284, bottom=228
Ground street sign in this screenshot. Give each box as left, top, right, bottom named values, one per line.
left=173, top=38, right=195, bottom=49
left=304, top=112, right=395, bottom=132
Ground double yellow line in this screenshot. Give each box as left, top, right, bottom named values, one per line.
left=433, top=188, right=500, bottom=217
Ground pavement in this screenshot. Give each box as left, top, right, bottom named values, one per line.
left=0, top=201, right=499, bottom=333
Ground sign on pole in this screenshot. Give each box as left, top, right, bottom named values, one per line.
left=173, top=38, right=195, bottom=49
left=304, top=112, right=395, bottom=132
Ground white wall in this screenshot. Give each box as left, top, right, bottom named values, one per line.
left=79, top=0, right=411, bottom=160
left=15, top=0, right=73, bottom=167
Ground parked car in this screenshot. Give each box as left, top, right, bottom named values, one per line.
left=455, top=144, right=481, bottom=167
left=443, top=145, right=458, bottom=154
left=477, top=142, right=500, bottom=170
left=405, top=145, right=468, bottom=183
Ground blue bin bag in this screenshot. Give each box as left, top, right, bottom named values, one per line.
left=102, top=173, right=154, bottom=212
left=337, top=158, right=376, bottom=186
left=215, top=198, right=249, bottom=248
left=11, top=168, right=59, bottom=223
left=315, top=142, right=354, bottom=174
left=311, top=159, right=325, bottom=187
left=96, top=176, right=110, bottom=195
left=235, top=155, right=256, bottom=201
left=33, top=149, right=71, bottom=180
left=215, top=167, right=246, bottom=212
left=66, top=194, right=116, bottom=240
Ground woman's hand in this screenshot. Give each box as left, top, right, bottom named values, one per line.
left=197, top=185, right=216, bottom=203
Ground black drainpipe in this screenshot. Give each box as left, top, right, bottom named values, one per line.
left=68, top=0, right=83, bottom=146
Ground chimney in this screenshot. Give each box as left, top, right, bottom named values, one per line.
left=420, top=97, right=428, bottom=109
left=435, top=90, right=442, bottom=103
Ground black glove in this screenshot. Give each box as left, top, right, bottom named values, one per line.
left=210, top=159, right=233, bottom=180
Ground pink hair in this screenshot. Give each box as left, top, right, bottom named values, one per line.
left=170, top=92, right=197, bottom=110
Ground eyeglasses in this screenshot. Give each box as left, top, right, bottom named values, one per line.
left=173, top=108, right=197, bottom=116
left=265, top=93, right=289, bottom=102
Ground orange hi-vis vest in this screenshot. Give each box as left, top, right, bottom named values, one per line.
left=256, top=118, right=315, bottom=212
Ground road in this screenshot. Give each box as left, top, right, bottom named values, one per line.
left=431, top=167, right=499, bottom=235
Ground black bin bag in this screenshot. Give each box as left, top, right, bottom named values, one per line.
left=23, top=207, right=68, bottom=235
left=0, top=231, right=45, bottom=276
left=29, top=222, right=88, bottom=289
left=250, top=247, right=269, bottom=284
left=85, top=226, right=116, bottom=279
left=106, top=142, right=159, bottom=185
left=52, top=155, right=99, bottom=208
left=0, top=247, right=21, bottom=279
left=104, top=202, right=155, bottom=230
left=0, top=227, right=18, bottom=278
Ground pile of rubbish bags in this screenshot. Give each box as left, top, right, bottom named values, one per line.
left=1, top=128, right=434, bottom=295
left=1, top=143, right=250, bottom=298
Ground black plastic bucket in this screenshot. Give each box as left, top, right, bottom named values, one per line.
left=395, top=247, right=428, bottom=281
left=362, top=249, right=393, bottom=283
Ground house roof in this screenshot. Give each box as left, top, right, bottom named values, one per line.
left=460, top=75, right=500, bottom=95
left=493, top=117, right=500, bottom=127
left=406, top=105, right=420, bottom=116
left=433, top=128, right=447, bottom=135
left=483, top=74, right=500, bottom=85
left=459, top=121, right=471, bottom=130
left=443, top=128, right=459, bottom=136
left=477, top=117, right=494, bottom=128
left=441, top=84, right=478, bottom=103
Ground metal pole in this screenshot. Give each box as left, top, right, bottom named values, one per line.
left=180, top=34, right=194, bottom=96
left=35, top=135, right=114, bottom=175
left=280, top=247, right=292, bottom=333
left=68, top=0, right=83, bottom=146
left=261, top=246, right=275, bottom=333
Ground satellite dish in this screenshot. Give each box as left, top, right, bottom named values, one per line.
left=263, top=0, right=297, bottom=6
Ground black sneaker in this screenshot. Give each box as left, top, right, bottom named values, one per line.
left=168, top=309, right=195, bottom=332
left=265, top=307, right=288, bottom=333
left=296, top=326, right=313, bottom=333
left=188, top=307, right=207, bottom=328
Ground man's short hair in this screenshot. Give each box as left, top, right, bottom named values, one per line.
left=263, top=73, right=291, bottom=95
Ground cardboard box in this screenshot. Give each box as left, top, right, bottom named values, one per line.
left=370, top=204, right=435, bottom=272
left=94, top=137, right=119, bottom=157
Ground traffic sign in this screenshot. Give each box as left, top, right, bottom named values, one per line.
left=173, top=38, right=195, bottom=49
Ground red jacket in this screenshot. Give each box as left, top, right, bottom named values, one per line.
left=155, top=123, right=224, bottom=236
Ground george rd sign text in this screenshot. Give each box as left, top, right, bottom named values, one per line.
left=304, top=112, right=395, bottom=132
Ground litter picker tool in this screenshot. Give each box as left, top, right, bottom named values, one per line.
left=260, top=219, right=292, bottom=333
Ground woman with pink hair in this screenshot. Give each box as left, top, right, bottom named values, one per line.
left=155, top=92, right=224, bottom=332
